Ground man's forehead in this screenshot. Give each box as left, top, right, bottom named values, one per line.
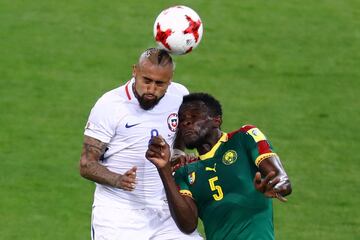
left=139, top=59, right=172, bottom=72
left=180, top=101, right=207, bottom=114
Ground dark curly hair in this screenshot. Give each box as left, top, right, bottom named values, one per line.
left=181, top=92, right=222, bottom=117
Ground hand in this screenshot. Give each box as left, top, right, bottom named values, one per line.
left=254, top=171, right=288, bottom=202
left=115, top=166, right=137, bottom=191
left=171, top=154, right=198, bottom=172
left=146, top=136, right=171, bottom=169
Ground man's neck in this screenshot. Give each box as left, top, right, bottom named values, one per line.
left=197, top=129, right=222, bottom=155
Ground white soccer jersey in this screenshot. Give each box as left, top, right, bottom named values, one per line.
left=84, top=78, right=188, bottom=209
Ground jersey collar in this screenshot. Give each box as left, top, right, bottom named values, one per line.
left=124, top=78, right=135, bottom=101
left=199, top=132, right=228, bottom=160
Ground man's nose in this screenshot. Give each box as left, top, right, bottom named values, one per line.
left=147, top=82, right=156, bottom=93
left=180, top=119, right=191, bottom=127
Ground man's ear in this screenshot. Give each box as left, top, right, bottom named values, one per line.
left=213, top=116, right=222, bottom=128
left=132, top=64, right=137, bottom=78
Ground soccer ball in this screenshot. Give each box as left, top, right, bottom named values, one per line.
left=153, top=5, right=203, bottom=55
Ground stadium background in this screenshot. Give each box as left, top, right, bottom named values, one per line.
left=1, top=0, right=359, bottom=239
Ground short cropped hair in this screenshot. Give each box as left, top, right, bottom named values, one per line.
left=182, top=93, right=223, bottom=117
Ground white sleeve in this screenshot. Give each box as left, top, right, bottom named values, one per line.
left=84, top=97, right=120, bottom=143
left=169, top=82, right=189, bottom=96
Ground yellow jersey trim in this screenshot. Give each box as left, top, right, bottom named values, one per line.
left=180, top=190, right=194, bottom=199
left=255, top=153, right=277, bottom=166
left=247, top=127, right=267, bottom=143
left=199, top=132, right=228, bottom=160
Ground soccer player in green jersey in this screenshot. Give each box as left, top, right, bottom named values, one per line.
left=146, top=92, right=292, bottom=240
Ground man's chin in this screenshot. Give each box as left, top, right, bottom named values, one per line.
left=139, top=99, right=159, bottom=110
left=184, top=141, right=198, bottom=150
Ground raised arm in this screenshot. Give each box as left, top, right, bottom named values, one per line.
left=254, top=155, right=292, bottom=202
left=79, top=135, right=137, bottom=191
left=146, top=136, right=198, bottom=234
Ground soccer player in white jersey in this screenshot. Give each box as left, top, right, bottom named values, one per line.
left=79, top=48, right=203, bottom=240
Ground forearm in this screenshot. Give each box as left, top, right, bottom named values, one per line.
left=80, top=157, right=121, bottom=187
left=259, top=155, right=292, bottom=196
left=146, top=136, right=198, bottom=232
left=158, top=167, right=198, bottom=234
left=79, top=136, right=121, bottom=188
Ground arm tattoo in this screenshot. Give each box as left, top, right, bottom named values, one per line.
left=84, top=142, right=107, bottom=160
left=80, top=137, right=120, bottom=187
left=84, top=137, right=107, bottom=158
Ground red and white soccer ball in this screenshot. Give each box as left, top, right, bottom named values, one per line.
left=153, top=5, right=203, bottom=55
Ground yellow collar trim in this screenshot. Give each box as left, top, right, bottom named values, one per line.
left=199, top=132, right=228, bottom=160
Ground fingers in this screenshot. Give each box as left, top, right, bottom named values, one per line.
left=146, top=149, right=160, bottom=159
left=254, top=171, right=278, bottom=193
left=253, top=172, right=263, bottom=191
left=267, top=177, right=280, bottom=189
left=149, top=135, right=167, bottom=147
left=127, top=166, right=137, bottom=174
left=263, top=171, right=276, bottom=185
left=147, top=145, right=165, bottom=157
left=275, top=193, right=288, bottom=202
left=148, top=136, right=170, bottom=160
left=254, top=172, right=290, bottom=202
left=120, top=167, right=137, bottom=191
left=265, top=173, right=287, bottom=202
left=254, top=172, right=262, bottom=184
left=254, top=171, right=276, bottom=190
left=273, top=177, right=290, bottom=191
left=125, top=166, right=137, bottom=177
left=273, top=179, right=291, bottom=202
left=121, top=177, right=136, bottom=191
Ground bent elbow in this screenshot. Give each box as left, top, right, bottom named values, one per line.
left=79, top=157, right=90, bottom=178
left=79, top=166, right=87, bottom=179
left=79, top=166, right=87, bottom=178
left=180, top=226, right=197, bottom=235
left=176, top=218, right=198, bottom=235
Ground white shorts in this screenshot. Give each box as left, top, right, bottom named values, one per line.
left=91, top=205, right=203, bottom=240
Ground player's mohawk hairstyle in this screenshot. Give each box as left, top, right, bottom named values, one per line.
left=140, top=47, right=173, bottom=68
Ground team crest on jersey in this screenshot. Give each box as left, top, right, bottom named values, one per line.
left=188, top=172, right=196, bottom=184
left=167, top=113, right=178, bottom=132
left=222, top=150, right=238, bottom=165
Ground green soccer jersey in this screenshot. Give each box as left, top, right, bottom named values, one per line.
left=174, top=125, right=278, bottom=240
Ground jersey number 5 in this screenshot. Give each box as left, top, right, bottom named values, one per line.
left=208, top=176, right=224, bottom=201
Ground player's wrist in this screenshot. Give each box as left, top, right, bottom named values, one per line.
left=157, top=163, right=173, bottom=175
left=112, top=174, right=123, bottom=189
